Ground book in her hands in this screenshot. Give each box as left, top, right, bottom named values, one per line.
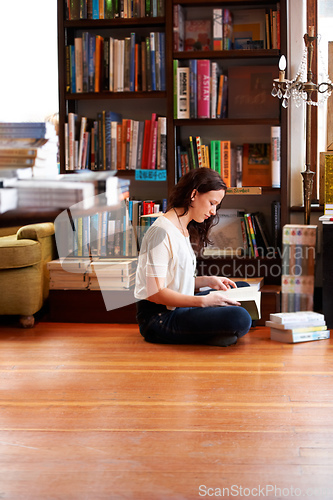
left=217, top=287, right=261, bottom=320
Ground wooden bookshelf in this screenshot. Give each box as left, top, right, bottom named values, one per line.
left=56, top=0, right=290, bottom=319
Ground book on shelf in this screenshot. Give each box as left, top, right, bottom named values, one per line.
left=271, top=126, right=281, bottom=188
left=173, top=4, right=185, bottom=52
left=176, top=66, right=190, bottom=119
left=232, top=9, right=266, bottom=50
left=213, top=8, right=223, bottom=50
left=65, top=112, right=166, bottom=172
left=67, top=31, right=165, bottom=94
left=88, top=258, right=138, bottom=290
left=189, top=59, right=198, bottom=119
left=174, top=60, right=227, bottom=121
left=228, top=66, right=279, bottom=120
left=206, top=208, right=245, bottom=256
left=185, top=19, right=211, bottom=52
left=197, top=60, right=211, bottom=119
left=271, top=200, right=281, bottom=251
left=319, top=152, right=333, bottom=206
left=242, top=143, right=272, bottom=187
left=47, top=258, right=90, bottom=290
left=66, top=0, right=164, bottom=20
left=223, top=9, right=233, bottom=50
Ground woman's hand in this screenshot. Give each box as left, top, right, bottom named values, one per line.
left=199, top=276, right=237, bottom=291
left=201, top=290, right=240, bottom=308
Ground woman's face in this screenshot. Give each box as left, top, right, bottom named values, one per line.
left=189, top=189, right=225, bottom=223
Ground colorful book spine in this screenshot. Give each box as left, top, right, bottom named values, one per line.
left=213, top=8, right=223, bottom=50
left=197, top=60, right=210, bottom=119
left=221, top=140, right=231, bottom=187
left=271, top=126, right=281, bottom=188
left=189, top=59, right=197, bottom=119
left=177, top=66, right=190, bottom=119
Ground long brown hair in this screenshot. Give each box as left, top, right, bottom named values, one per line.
left=167, top=169, right=227, bottom=255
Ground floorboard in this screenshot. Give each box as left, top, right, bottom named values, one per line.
left=0, top=322, right=333, bottom=499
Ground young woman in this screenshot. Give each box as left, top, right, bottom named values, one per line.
left=134, top=168, right=252, bottom=347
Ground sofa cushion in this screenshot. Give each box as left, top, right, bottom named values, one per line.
left=0, top=235, right=41, bottom=270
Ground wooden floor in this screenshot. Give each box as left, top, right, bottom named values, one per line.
left=1, top=321, right=333, bottom=499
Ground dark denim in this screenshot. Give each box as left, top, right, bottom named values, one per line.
left=136, top=282, right=252, bottom=347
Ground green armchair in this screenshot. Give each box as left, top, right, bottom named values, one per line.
left=0, top=222, right=56, bottom=327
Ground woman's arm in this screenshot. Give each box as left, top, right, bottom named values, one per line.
left=195, top=275, right=237, bottom=291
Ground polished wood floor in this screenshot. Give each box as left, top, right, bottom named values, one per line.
left=1, top=321, right=333, bottom=499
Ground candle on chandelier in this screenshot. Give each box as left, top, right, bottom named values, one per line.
left=279, top=55, right=287, bottom=82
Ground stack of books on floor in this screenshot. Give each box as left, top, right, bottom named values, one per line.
left=47, top=257, right=137, bottom=291
left=88, top=258, right=137, bottom=290
left=266, top=311, right=329, bottom=343
left=48, top=259, right=90, bottom=290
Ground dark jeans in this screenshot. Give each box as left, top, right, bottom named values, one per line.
left=136, top=282, right=252, bottom=347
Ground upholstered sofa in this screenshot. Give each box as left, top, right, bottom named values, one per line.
left=0, top=222, right=56, bottom=327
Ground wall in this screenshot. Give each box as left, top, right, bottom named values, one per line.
left=0, top=0, right=58, bottom=122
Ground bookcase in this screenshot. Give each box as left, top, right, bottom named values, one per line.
left=56, top=0, right=289, bottom=320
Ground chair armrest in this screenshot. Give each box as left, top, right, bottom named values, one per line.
left=17, top=223, right=55, bottom=242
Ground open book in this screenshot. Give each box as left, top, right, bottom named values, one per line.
left=217, top=287, right=261, bottom=320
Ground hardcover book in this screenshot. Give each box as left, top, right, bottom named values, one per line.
left=242, top=143, right=272, bottom=187
left=214, top=287, right=261, bottom=320
left=270, top=328, right=329, bottom=343
left=232, top=9, right=266, bottom=49
left=228, top=66, right=279, bottom=119
left=177, top=67, right=190, bottom=119
left=213, top=8, right=223, bottom=50
left=206, top=208, right=245, bottom=256
left=197, top=60, right=210, bottom=119
left=185, top=19, right=211, bottom=51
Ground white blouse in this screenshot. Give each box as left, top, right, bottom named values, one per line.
left=134, top=215, right=197, bottom=309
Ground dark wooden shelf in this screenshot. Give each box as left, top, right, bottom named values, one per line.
left=64, top=17, right=165, bottom=28
left=174, top=49, right=280, bottom=60
left=174, top=118, right=280, bottom=126
left=65, top=91, right=167, bottom=100
left=174, top=0, right=279, bottom=6
left=290, top=205, right=324, bottom=213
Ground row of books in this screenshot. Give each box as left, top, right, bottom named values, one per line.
left=174, top=60, right=227, bottom=120
left=65, top=111, right=167, bottom=171
left=174, top=5, right=280, bottom=52
left=55, top=197, right=167, bottom=259
left=67, top=31, right=165, bottom=94
left=266, top=311, right=329, bottom=344
left=176, top=131, right=280, bottom=190
left=66, top=0, right=164, bottom=20
left=204, top=208, right=274, bottom=258
left=48, top=257, right=138, bottom=291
